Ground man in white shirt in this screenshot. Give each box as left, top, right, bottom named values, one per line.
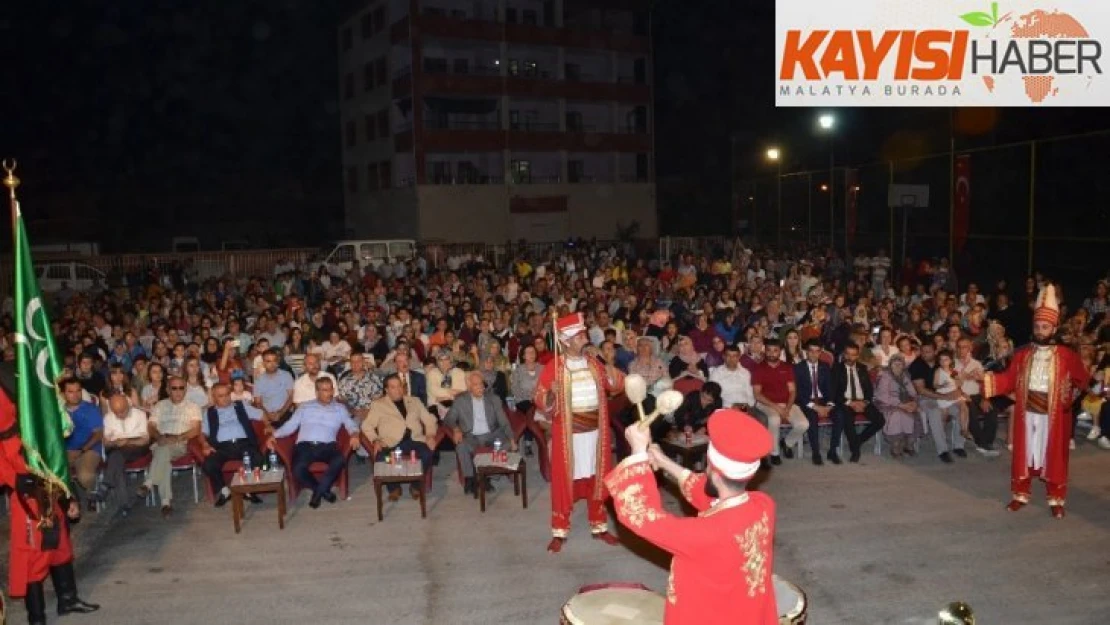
left=955, top=338, right=1000, bottom=456
left=144, top=377, right=202, bottom=518
left=709, top=345, right=755, bottom=411
left=92, top=394, right=150, bottom=516
left=293, top=354, right=337, bottom=406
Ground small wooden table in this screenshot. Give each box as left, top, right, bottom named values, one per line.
left=475, top=452, right=526, bottom=512
left=658, top=433, right=709, bottom=470
left=373, top=461, right=426, bottom=521
left=230, top=468, right=286, bottom=534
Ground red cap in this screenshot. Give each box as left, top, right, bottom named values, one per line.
left=706, top=409, right=772, bottom=480
left=556, top=312, right=586, bottom=340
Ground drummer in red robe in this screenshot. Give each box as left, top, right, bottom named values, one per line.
left=535, top=312, right=624, bottom=553
left=983, top=285, right=1090, bottom=518
left=0, top=366, right=99, bottom=624
left=604, top=409, right=778, bottom=625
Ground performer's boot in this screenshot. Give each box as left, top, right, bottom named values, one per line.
left=592, top=532, right=620, bottom=546
left=50, top=562, right=100, bottom=615
left=1005, top=499, right=1027, bottom=512
left=547, top=537, right=566, bottom=553
left=1050, top=505, right=1066, bottom=519
left=25, top=581, right=47, bottom=625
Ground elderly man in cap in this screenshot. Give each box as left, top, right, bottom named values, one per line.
left=605, top=410, right=778, bottom=625
left=535, top=312, right=624, bottom=553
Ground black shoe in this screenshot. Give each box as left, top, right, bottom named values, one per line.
left=849, top=451, right=861, bottom=463
left=308, top=494, right=322, bottom=509
left=811, top=453, right=824, bottom=466
left=938, top=452, right=954, bottom=464
left=86, top=497, right=98, bottom=513
left=433, top=451, right=442, bottom=466
left=25, top=581, right=47, bottom=625
left=214, top=494, right=230, bottom=508
left=463, top=477, right=476, bottom=495
left=51, top=563, right=100, bottom=615
left=827, top=451, right=842, bottom=465
left=953, top=449, right=968, bottom=458
left=247, top=494, right=263, bottom=504
left=780, top=439, right=794, bottom=459
left=321, top=491, right=337, bottom=504
left=770, top=455, right=782, bottom=466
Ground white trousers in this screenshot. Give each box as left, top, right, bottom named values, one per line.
left=1025, top=411, right=1048, bottom=470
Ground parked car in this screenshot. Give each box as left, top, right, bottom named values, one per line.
left=36, top=262, right=105, bottom=292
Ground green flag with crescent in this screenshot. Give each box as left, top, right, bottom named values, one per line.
left=12, top=200, right=72, bottom=493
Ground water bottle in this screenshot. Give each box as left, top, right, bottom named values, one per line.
left=392, top=448, right=403, bottom=468
left=493, top=439, right=503, bottom=453
left=242, top=451, right=253, bottom=472
left=268, top=450, right=279, bottom=472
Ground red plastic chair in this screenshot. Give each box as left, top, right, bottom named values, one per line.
left=505, top=406, right=549, bottom=482
left=274, top=428, right=354, bottom=501
left=170, top=453, right=200, bottom=504
left=189, top=421, right=271, bottom=503
left=124, top=453, right=155, bottom=507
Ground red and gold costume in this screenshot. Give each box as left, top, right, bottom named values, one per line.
left=0, top=386, right=74, bottom=599
left=604, top=410, right=778, bottom=625
left=535, top=313, right=623, bottom=543
left=984, top=286, right=1090, bottom=515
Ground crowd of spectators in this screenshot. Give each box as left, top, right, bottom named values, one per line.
left=1, top=240, right=1107, bottom=516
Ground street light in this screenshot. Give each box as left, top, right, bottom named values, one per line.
left=765, top=147, right=783, bottom=249
left=817, top=113, right=836, bottom=251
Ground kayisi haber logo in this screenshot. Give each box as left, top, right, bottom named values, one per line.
left=777, top=2, right=1104, bottom=105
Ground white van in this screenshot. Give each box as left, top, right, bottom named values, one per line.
left=36, top=262, right=106, bottom=292
left=314, top=240, right=416, bottom=275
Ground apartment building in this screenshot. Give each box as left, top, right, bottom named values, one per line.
left=338, top=0, right=656, bottom=243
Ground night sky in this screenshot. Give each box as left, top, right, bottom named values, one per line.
left=3, top=0, right=1108, bottom=252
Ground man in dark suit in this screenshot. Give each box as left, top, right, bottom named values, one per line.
left=445, top=371, right=516, bottom=494
left=830, top=342, right=885, bottom=462
left=393, top=351, right=427, bottom=406
left=794, top=339, right=838, bottom=465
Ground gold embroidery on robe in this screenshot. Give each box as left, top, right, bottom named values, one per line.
left=615, top=483, right=658, bottom=528
left=667, top=567, right=677, bottom=605
left=736, top=512, right=771, bottom=598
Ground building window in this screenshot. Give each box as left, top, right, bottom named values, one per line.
left=375, top=57, right=387, bottom=85
left=458, top=161, right=478, bottom=183
left=453, top=58, right=469, bottom=74
left=340, top=27, right=352, bottom=51
left=378, top=110, right=389, bottom=137
left=365, top=114, right=376, bottom=141
left=636, top=153, right=649, bottom=181
left=568, top=160, right=584, bottom=183
left=451, top=9, right=466, bottom=20
left=565, top=63, right=581, bottom=81
left=380, top=161, right=392, bottom=189
left=523, top=60, right=538, bottom=77
left=363, top=62, right=375, bottom=91
left=522, top=9, right=538, bottom=25
left=345, top=120, right=357, bottom=147
left=373, top=7, right=385, bottom=33
left=508, top=59, right=519, bottom=76
left=510, top=160, right=531, bottom=183
left=505, top=8, right=517, bottom=23
left=566, top=111, right=583, bottom=132
left=429, top=161, right=451, bottom=184
left=344, top=73, right=354, bottom=100
left=509, top=110, right=520, bottom=130
left=347, top=167, right=358, bottom=194
left=361, top=12, right=373, bottom=38
left=424, top=57, right=448, bottom=74
left=368, top=163, right=380, bottom=191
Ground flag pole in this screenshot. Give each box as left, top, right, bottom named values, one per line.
left=2, top=158, right=18, bottom=217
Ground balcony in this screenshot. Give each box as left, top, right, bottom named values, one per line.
left=407, top=12, right=650, bottom=55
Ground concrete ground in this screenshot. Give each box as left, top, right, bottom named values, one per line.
left=3, top=440, right=1110, bottom=625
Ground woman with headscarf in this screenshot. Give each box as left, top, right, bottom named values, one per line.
left=875, top=353, right=920, bottom=459
left=668, top=336, right=708, bottom=381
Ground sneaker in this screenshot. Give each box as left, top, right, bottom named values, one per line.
left=1098, top=436, right=1110, bottom=450
left=976, top=446, right=1000, bottom=458
left=1077, top=411, right=1093, bottom=422
left=1086, top=426, right=1102, bottom=441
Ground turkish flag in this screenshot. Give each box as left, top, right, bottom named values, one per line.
left=954, top=155, right=971, bottom=252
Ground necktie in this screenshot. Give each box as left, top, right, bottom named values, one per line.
left=402, top=374, right=410, bottom=396
left=810, top=364, right=819, bottom=400
left=848, top=366, right=858, bottom=401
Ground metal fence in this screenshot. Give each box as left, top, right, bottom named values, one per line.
left=736, top=130, right=1110, bottom=295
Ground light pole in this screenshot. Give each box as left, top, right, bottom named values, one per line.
left=818, top=113, right=835, bottom=250
left=766, top=147, right=782, bottom=250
